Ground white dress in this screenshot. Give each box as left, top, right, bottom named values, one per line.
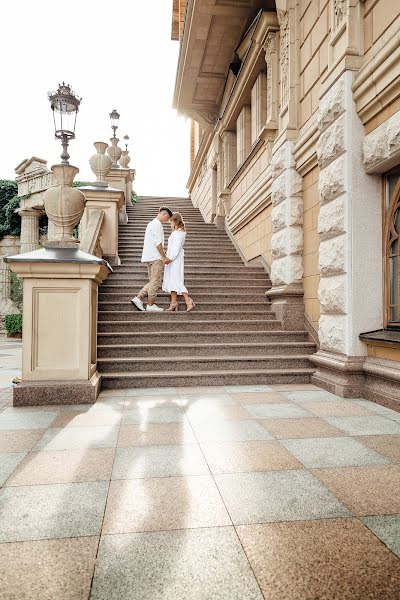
left=162, top=230, right=188, bottom=294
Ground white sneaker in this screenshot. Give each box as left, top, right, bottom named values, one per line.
left=146, top=304, right=164, bottom=312
left=131, top=297, right=145, bottom=311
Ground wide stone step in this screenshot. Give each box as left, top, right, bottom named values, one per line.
left=97, top=319, right=282, bottom=332
left=99, top=284, right=270, bottom=293
left=119, top=260, right=244, bottom=267
left=98, top=292, right=268, bottom=302
left=97, top=341, right=316, bottom=358
left=98, top=309, right=276, bottom=320
left=97, top=330, right=309, bottom=345
left=104, top=274, right=270, bottom=283
left=118, top=249, right=239, bottom=256
left=97, top=354, right=313, bottom=373
left=112, top=266, right=264, bottom=274
left=98, top=301, right=272, bottom=312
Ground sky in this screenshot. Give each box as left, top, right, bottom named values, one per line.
left=0, top=0, right=190, bottom=197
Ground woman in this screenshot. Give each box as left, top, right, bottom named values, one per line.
left=163, top=212, right=195, bottom=312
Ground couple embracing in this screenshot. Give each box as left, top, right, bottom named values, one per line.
left=131, top=207, right=196, bottom=313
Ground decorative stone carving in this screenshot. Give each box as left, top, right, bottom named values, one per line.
left=363, top=110, right=400, bottom=173
left=119, top=150, right=131, bottom=169
left=333, top=0, right=347, bottom=30
left=89, top=142, right=113, bottom=187
left=317, top=115, right=346, bottom=169
left=318, top=235, right=346, bottom=276
left=318, top=196, right=345, bottom=240
left=278, top=10, right=289, bottom=111
left=43, top=165, right=85, bottom=245
left=263, top=30, right=279, bottom=129
left=107, top=138, right=122, bottom=167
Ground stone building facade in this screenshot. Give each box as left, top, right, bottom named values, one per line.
left=172, top=0, right=400, bottom=406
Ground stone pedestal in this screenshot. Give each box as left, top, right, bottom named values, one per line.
left=79, top=185, right=124, bottom=266
left=266, top=283, right=305, bottom=331
left=18, top=209, right=42, bottom=253
left=105, top=167, right=131, bottom=225
left=5, top=247, right=110, bottom=406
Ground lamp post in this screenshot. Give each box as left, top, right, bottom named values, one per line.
left=107, top=109, right=122, bottom=167
left=48, top=83, right=81, bottom=165
left=124, top=134, right=129, bottom=150
left=109, top=109, right=120, bottom=138
left=120, top=134, right=131, bottom=168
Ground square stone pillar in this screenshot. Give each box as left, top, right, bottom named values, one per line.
left=5, top=247, right=110, bottom=406
left=17, top=209, right=42, bottom=253
left=105, top=167, right=131, bottom=224
left=79, top=186, right=124, bottom=266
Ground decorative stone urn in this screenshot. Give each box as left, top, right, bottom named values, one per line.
left=107, top=137, right=122, bottom=167
left=89, top=142, right=113, bottom=186
left=43, top=164, right=85, bottom=245
left=119, top=150, right=131, bottom=168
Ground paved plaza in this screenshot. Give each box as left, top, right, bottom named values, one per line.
left=0, top=337, right=399, bottom=598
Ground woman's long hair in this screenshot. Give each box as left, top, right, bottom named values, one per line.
left=171, top=212, right=186, bottom=231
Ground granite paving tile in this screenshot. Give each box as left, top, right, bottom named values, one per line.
left=283, top=390, right=341, bottom=403
left=5, top=448, right=115, bottom=486
left=313, top=465, right=400, bottom=515
left=237, top=518, right=400, bottom=600
left=102, top=476, right=231, bottom=534
left=125, top=387, right=178, bottom=396
left=0, top=429, right=44, bottom=453
left=259, top=417, right=344, bottom=439
left=121, top=406, right=185, bottom=425
left=0, top=452, right=27, bottom=485
left=200, top=440, right=302, bottom=474
left=33, top=426, right=119, bottom=450
left=124, top=396, right=182, bottom=409
left=323, top=416, right=400, bottom=436
left=185, top=404, right=251, bottom=422
left=51, top=411, right=122, bottom=427
left=214, top=470, right=350, bottom=525
left=353, top=400, right=400, bottom=421
left=225, top=385, right=274, bottom=393
left=179, top=393, right=238, bottom=407
left=0, top=411, right=58, bottom=430
left=112, top=445, right=209, bottom=479
left=301, top=400, right=375, bottom=417
left=117, top=423, right=197, bottom=447
left=231, top=392, right=288, bottom=404
left=0, top=536, right=99, bottom=600
left=190, top=420, right=273, bottom=442
left=359, top=435, right=400, bottom=463
left=0, top=481, right=108, bottom=542
left=244, top=403, right=312, bottom=419
left=90, top=527, right=263, bottom=600
left=281, top=437, right=391, bottom=468
left=362, top=515, right=400, bottom=559
left=270, top=384, right=320, bottom=391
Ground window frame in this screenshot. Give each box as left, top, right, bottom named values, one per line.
left=383, top=167, right=400, bottom=329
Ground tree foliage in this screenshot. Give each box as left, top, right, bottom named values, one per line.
left=0, top=180, right=20, bottom=239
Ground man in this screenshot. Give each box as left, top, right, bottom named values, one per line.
left=131, top=206, right=173, bottom=312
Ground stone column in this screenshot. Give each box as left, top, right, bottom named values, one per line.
left=251, top=72, right=267, bottom=144
left=263, top=27, right=279, bottom=130
left=18, top=209, right=41, bottom=253
left=311, top=71, right=382, bottom=396
left=266, top=140, right=304, bottom=329
left=236, top=105, right=251, bottom=167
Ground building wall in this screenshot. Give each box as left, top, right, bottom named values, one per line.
left=235, top=204, right=272, bottom=265
left=302, top=165, right=320, bottom=332
left=190, top=148, right=214, bottom=224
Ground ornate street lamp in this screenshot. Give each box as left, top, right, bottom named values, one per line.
left=48, top=83, right=82, bottom=165
left=109, top=109, right=120, bottom=138
left=123, top=134, right=129, bottom=150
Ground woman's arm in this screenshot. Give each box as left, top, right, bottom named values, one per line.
left=167, top=233, right=185, bottom=261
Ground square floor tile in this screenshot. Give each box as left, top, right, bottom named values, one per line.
left=51, top=411, right=122, bottom=427
left=231, top=392, right=287, bottom=404
left=177, top=386, right=227, bottom=394
left=362, top=515, right=400, bottom=559
left=283, top=390, right=340, bottom=403
left=353, top=400, right=400, bottom=421
left=0, top=537, right=98, bottom=600
left=99, top=389, right=127, bottom=397
left=0, top=411, right=58, bottom=430
left=121, top=406, right=185, bottom=425
left=225, top=385, right=274, bottom=393
left=190, top=420, right=273, bottom=442
left=125, top=387, right=178, bottom=396
left=259, top=417, right=344, bottom=439
left=34, top=426, right=119, bottom=450
left=271, top=384, right=320, bottom=391
left=179, top=393, right=238, bottom=407
left=124, top=396, right=182, bottom=409
left=0, top=481, right=108, bottom=542
left=237, top=518, right=400, bottom=600
left=112, top=445, right=209, bottom=479
left=91, top=528, right=263, bottom=600
left=200, top=440, right=302, bottom=474
left=323, top=416, right=400, bottom=436
left=244, top=403, right=312, bottom=419
left=117, top=423, right=196, bottom=447
left=313, top=465, right=400, bottom=515
left=5, top=448, right=115, bottom=486
left=0, top=452, right=27, bottom=485
left=214, top=470, right=350, bottom=524
left=302, top=400, right=375, bottom=417
left=281, top=437, right=391, bottom=468
left=0, top=429, right=45, bottom=453
left=185, top=405, right=251, bottom=422
left=359, top=435, right=400, bottom=463
left=60, top=398, right=125, bottom=412
left=103, top=476, right=231, bottom=534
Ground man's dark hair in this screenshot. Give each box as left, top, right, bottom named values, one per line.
left=159, top=206, right=173, bottom=217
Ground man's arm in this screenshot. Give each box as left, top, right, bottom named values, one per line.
left=156, top=243, right=171, bottom=264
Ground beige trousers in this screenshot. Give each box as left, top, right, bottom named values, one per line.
left=139, top=260, right=164, bottom=301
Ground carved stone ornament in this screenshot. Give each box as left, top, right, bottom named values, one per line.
left=278, top=10, right=289, bottom=110
left=264, top=32, right=277, bottom=112
left=89, top=142, right=113, bottom=186
left=334, top=0, right=347, bottom=30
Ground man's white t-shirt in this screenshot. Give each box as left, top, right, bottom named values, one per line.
left=141, top=218, right=164, bottom=263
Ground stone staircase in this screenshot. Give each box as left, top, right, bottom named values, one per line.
left=97, top=196, right=316, bottom=388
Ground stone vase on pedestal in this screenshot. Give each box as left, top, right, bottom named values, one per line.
left=119, top=150, right=131, bottom=169
left=43, top=165, right=85, bottom=245
left=89, top=142, right=113, bottom=187
left=107, top=138, right=122, bottom=167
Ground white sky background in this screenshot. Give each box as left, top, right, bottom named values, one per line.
left=0, top=0, right=190, bottom=197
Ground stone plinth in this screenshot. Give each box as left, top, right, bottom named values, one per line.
left=105, top=167, right=131, bottom=225
left=5, top=247, right=110, bottom=406
left=79, top=186, right=124, bottom=266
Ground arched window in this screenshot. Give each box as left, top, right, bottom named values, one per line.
left=383, top=171, right=400, bottom=327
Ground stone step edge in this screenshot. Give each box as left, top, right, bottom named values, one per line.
left=98, top=342, right=316, bottom=350
left=98, top=353, right=311, bottom=364
left=97, top=329, right=307, bottom=337
left=100, top=367, right=316, bottom=377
